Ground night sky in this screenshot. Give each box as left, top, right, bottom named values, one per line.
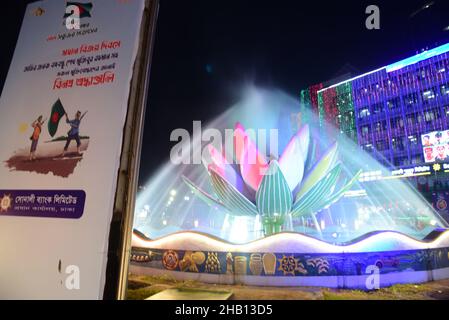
left=1, top=0, right=449, bottom=184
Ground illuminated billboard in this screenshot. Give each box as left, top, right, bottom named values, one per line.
left=0, top=0, right=147, bottom=299
left=421, top=130, right=449, bottom=163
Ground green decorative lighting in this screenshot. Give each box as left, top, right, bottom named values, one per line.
left=336, top=82, right=356, bottom=141
left=318, top=82, right=357, bottom=142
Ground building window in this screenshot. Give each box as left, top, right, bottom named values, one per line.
left=441, top=83, right=449, bottom=96
left=406, top=114, right=416, bottom=127
left=387, top=97, right=401, bottom=110
left=374, top=120, right=386, bottom=131
left=437, top=60, right=448, bottom=74
left=372, top=103, right=384, bottom=114
left=375, top=140, right=388, bottom=151
left=390, top=117, right=404, bottom=129
left=422, top=87, right=437, bottom=104
left=424, top=108, right=440, bottom=123
left=408, top=135, right=418, bottom=146
left=392, top=137, right=405, bottom=151
left=417, top=113, right=424, bottom=124
left=362, top=144, right=373, bottom=152
left=393, top=156, right=409, bottom=167
left=358, top=107, right=370, bottom=119
left=361, top=125, right=370, bottom=136
left=445, top=105, right=449, bottom=118
left=404, top=93, right=419, bottom=106
left=411, top=155, right=422, bottom=165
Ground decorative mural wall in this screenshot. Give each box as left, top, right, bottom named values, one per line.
left=131, top=244, right=449, bottom=280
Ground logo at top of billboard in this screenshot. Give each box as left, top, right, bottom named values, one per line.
left=64, top=2, right=93, bottom=30
left=421, top=130, right=449, bottom=163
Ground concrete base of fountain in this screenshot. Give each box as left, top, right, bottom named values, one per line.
left=130, top=229, right=449, bottom=289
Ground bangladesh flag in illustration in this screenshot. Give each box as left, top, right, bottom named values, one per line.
left=48, top=99, right=66, bottom=137
left=63, top=2, right=93, bottom=19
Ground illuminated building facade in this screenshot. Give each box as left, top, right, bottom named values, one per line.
left=302, top=43, right=449, bottom=168
left=300, top=43, right=449, bottom=221
left=299, top=83, right=323, bottom=116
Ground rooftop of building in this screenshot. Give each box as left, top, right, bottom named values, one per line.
left=316, top=42, right=449, bottom=94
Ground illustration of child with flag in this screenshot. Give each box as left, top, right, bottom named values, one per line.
left=6, top=98, right=89, bottom=177
left=29, top=115, right=46, bottom=161
left=48, top=99, right=87, bottom=157
left=48, top=98, right=66, bottom=138
left=62, top=110, right=88, bottom=157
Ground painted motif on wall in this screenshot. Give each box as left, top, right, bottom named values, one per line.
left=204, top=252, right=221, bottom=273
left=179, top=251, right=206, bottom=272
left=234, top=256, right=248, bottom=275
left=162, top=250, right=179, bottom=271
left=249, top=254, right=263, bottom=276
left=226, top=252, right=233, bottom=275
left=130, top=247, right=449, bottom=277
left=262, top=253, right=277, bottom=275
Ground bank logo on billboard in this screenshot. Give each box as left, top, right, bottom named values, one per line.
left=0, top=190, right=86, bottom=219
left=64, top=2, right=93, bottom=30
left=0, top=194, right=12, bottom=212
left=421, top=130, right=449, bottom=163
left=33, top=7, right=46, bottom=17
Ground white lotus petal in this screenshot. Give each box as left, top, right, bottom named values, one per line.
left=278, top=131, right=306, bottom=192
left=297, top=124, right=310, bottom=159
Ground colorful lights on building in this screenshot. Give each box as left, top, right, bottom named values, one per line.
left=303, top=42, right=449, bottom=169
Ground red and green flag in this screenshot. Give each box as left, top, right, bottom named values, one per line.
left=48, top=99, right=66, bottom=137
left=64, top=2, right=93, bottom=19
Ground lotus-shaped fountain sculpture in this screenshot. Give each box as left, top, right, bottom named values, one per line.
left=182, top=122, right=361, bottom=236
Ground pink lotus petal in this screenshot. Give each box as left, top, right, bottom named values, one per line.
left=208, top=144, right=226, bottom=168
left=234, top=123, right=268, bottom=192
left=233, top=122, right=247, bottom=165
left=208, top=144, right=255, bottom=201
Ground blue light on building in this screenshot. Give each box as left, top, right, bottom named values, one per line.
left=307, top=42, right=449, bottom=169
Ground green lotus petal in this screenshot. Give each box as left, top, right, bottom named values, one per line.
left=295, top=142, right=338, bottom=201
left=209, top=168, right=259, bottom=216
left=291, top=164, right=342, bottom=217
left=182, top=175, right=228, bottom=210
left=311, top=169, right=362, bottom=212
left=256, top=160, right=293, bottom=217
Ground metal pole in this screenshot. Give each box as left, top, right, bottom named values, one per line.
left=103, top=0, right=159, bottom=300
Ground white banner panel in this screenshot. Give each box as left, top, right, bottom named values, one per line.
left=0, top=0, right=145, bottom=299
